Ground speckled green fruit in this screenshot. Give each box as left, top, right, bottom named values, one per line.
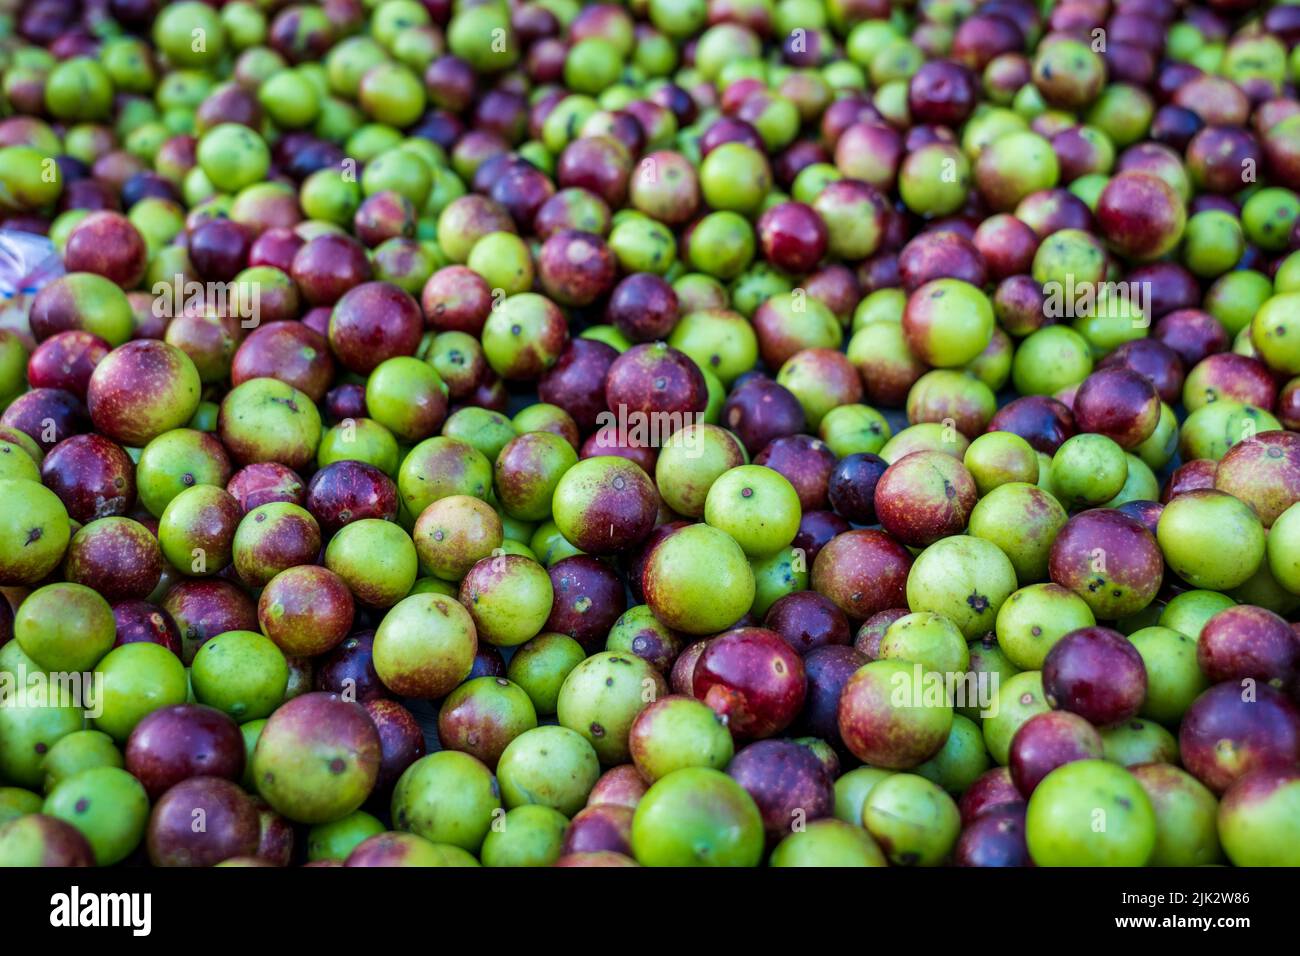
left=1049, top=434, right=1128, bottom=508
left=749, top=548, right=809, bottom=618
left=307, top=811, right=386, bottom=862
left=819, top=404, right=892, bottom=457
left=0, top=441, right=38, bottom=482
left=833, top=767, right=895, bottom=824
left=15, top=583, right=114, bottom=673
left=1101, top=718, right=1179, bottom=766
left=983, top=670, right=1049, bottom=765
left=631, top=767, right=764, bottom=867
left=915, top=714, right=991, bottom=795
left=655, top=424, right=747, bottom=518
left=1026, top=760, right=1156, bottom=866
left=0, top=479, right=71, bottom=586
left=963, top=432, right=1039, bottom=496
left=1267, top=500, right=1300, bottom=594
left=494, top=432, right=577, bottom=522
left=1158, top=589, right=1235, bottom=640
left=879, top=612, right=970, bottom=675
left=191, top=630, right=288, bottom=721
left=196, top=123, right=269, bottom=193
left=41, top=730, right=123, bottom=794
left=769, top=818, right=888, bottom=867
left=325, top=518, right=419, bottom=608
left=1128, top=625, right=1209, bottom=725
left=93, top=642, right=188, bottom=742
left=906, top=536, right=1018, bottom=639
left=995, top=583, right=1096, bottom=670
left=372, top=593, right=476, bottom=699
left=0, top=691, right=84, bottom=790
left=479, top=804, right=570, bottom=867
left=1178, top=401, right=1281, bottom=461
left=557, top=652, right=666, bottom=765
left=0, top=787, right=42, bottom=825
left=42, top=766, right=149, bottom=866
left=505, top=633, right=587, bottom=716
left=863, top=773, right=960, bottom=866
left=1157, top=490, right=1265, bottom=590
left=703, top=464, right=801, bottom=558
left=642, top=523, right=755, bottom=634
left=391, top=751, right=501, bottom=852
left=136, top=429, right=231, bottom=517
left=496, top=725, right=600, bottom=817
left=968, top=483, right=1067, bottom=583
left=459, top=555, right=553, bottom=647
left=629, top=695, right=733, bottom=782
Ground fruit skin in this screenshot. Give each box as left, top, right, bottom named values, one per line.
left=1197, top=605, right=1300, bottom=687
left=727, top=739, right=834, bottom=844
left=1025, top=760, right=1157, bottom=866
left=1213, top=431, right=1300, bottom=527
left=953, top=804, right=1031, bottom=868
left=693, top=628, right=806, bottom=741
left=391, top=750, right=502, bottom=852
left=643, top=523, right=756, bottom=635
left=372, top=593, right=477, bottom=699
left=147, top=776, right=260, bottom=868
left=874, top=451, right=978, bottom=548
left=0, top=814, right=96, bottom=867
left=40, top=433, right=136, bottom=524
left=995, top=583, right=1096, bottom=671
left=94, top=642, right=189, bottom=743
left=558, top=651, right=667, bottom=764
left=258, top=565, right=355, bottom=658
left=219, top=377, right=323, bottom=471
left=812, top=529, right=913, bottom=622
left=87, top=341, right=202, bottom=448
left=983, top=670, right=1050, bottom=766
left=1129, top=625, right=1208, bottom=725
left=458, top=555, right=553, bottom=648
left=0, top=478, right=72, bottom=586
left=42, top=766, right=150, bottom=866
left=496, top=725, right=599, bottom=817
left=1131, top=763, right=1223, bottom=867
left=480, top=804, right=569, bottom=867
left=1157, top=489, right=1266, bottom=591
left=1217, top=768, right=1300, bottom=867
left=906, top=535, right=1018, bottom=639
left=506, top=633, right=587, bottom=716
left=125, top=703, right=245, bottom=801
left=437, top=676, right=538, bottom=769
left=190, top=630, right=288, bottom=722
left=1008, top=711, right=1104, bottom=796
left=232, top=502, right=321, bottom=588
left=15, top=582, right=116, bottom=672
left=703, top=464, right=802, bottom=558
left=552, top=456, right=658, bottom=555
left=628, top=695, right=734, bottom=782
left=769, top=818, right=888, bottom=867
left=252, top=693, right=381, bottom=825
left=1048, top=509, right=1163, bottom=621
left=630, top=767, right=765, bottom=867
left=1042, top=626, right=1147, bottom=727
left=838, top=659, right=954, bottom=769
left=1179, top=681, right=1300, bottom=794
left=863, top=773, right=961, bottom=867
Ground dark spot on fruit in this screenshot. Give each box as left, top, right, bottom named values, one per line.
left=34, top=742, right=47, bottom=754
left=741, top=486, right=753, bottom=498
left=25, top=527, right=42, bottom=545
left=329, top=758, right=346, bottom=774
left=590, top=722, right=605, bottom=737
left=966, top=592, right=989, bottom=613
left=74, top=798, right=89, bottom=813
left=1031, top=625, right=1042, bottom=636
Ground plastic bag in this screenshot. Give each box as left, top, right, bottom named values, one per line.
left=0, top=229, right=64, bottom=347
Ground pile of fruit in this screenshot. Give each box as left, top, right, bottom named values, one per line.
left=2, top=0, right=1300, bottom=869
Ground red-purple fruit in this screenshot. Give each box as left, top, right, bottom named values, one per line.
left=1095, top=171, right=1186, bottom=260
left=604, top=342, right=707, bottom=418
left=1213, top=432, right=1300, bottom=528
left=112, top=600, right=183, bottom=656
left=63, top=517, right=162, bottom=602
left=798, top=644, right=868, bottom=750
left=305, top=460, right=399, bottom=537
left=1071, top=367, right=1161, bottom=449
left=986, top=395, right=1076, bottom=454
left=63, top=211, right=148, bottom=287
left=1179, top=682, right=1300, bottom=794
left=812, top=529, right=913, bottom=621
left=587, top=764, right=648, bottom=810
left=959, top=766, right=1025, bottom=825
left=87, top=340, right=201, bottom=448
left=162, top=579, right=260, bottom=664
left=722, top=375, right=807, bottom=457
left=328, top=282, right=424, bottom=375
left=1008, top=710, right=1104, bottom=796
left=754, top=435, right=838, bottom=512
left=227, top=462, right=306, bottom=512
left=874, top=451, right=978, bottom=547
left=26, top=331, right=109, bottom=399
left=545, top=555, right=627, bottom=650
left=756, top=201, right=828, bottom=274
left=953, top=804, right=1031, bottom=867
left=764, top=591, right=851, bottom=655
left=421, top=265, right=493, bottom=336
left=693, top=627, right=807, bottom=740
left=258, top=565, right=354, bottom=658
left=314, top=630, right=388, bottom=703
left=231, top=322, right=335, bottom=403
left=362, top=698, right=427, bottom=793
left=1042, top=626, right=1148, bottom=727
left=147, top=776, right=259, bottom=867
left=291, top=233, right=373, bottom=306
left=1048, top=509, right=1163, bottom=620
left=561, top=803, right=634, bottom=856
left=125, top=704, right=246, bottom=800
left=39, top=433, right=135, bottom=523
left=606, top=273, right=679, bottom=342
left=1197, top=605, right=1300, bottom=687
left=538, top=230, right=617, bottom=306
left=727, top=739, right=833, bottom=843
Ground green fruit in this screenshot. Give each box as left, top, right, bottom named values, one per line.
left=1100, top=718, right=1179, bottom=767
left=1158, top=589, right=1236, bottom=640
left=0, top=788, right=43, bottom=825
left=906, top=535, right=1018, bottom=639
left=557, top=652, right=666, bottom=765
left=878, top=612, right=970, bottom=675
left=136, top=429, right=231, bottom=517
left=391, top=751, right=501, bottom=851
left=43, top=767, right=149, bottom=866
left=769, top=819, right=888, bottom=867
left=307, top=810, right=386, bottom=862
left=1128, top=625, right=1209, bottom=725
left=914, top=714, right=991, bottom=795
left=496, top=725, right=600, bottom=817
left=154, top=2, right=227, bottom=68
left=191, top=630, right=288, bottom=721
left=829, top=765, right=891, bottom=825
left=372, top=593, right=476, bottom=699
left=505, top=633, right=587, bottom=716
left=1025, top=760, right=1156, bottom=866
left=983, top=670, right=1048, bottom=765
left=324, top=518, right=419, bottom=608
left=654, top=424, right=747, bottom=518
left=479, top=804, right=570, bottom=867
left=628, top=695, right=733, bottom=782
left=458, top=555, right=553, bottom=647
left=93, top=643, right=188, bottom=742
left=1049, top=434, right=1128, bottom=508
left=862, top=773, right=960, bottom=866
left=196, top=123, right=269, bottom=194
left=642, top=523, right=755, bottom=634
left=630, top=767, right=764, bottom=867
left=1130, top=764, right=1222, bottom=866
left=1217, top=769, right=1300, bottom=866
left=0, top=479, right=72, bottom=586
left=0, top=695, right=85, bottom=790
left=995, top=583, right=1096, bottom=670
left=41, top=730, right=123, bottom=794
left=1157, top=490, right=1265, bottom=590
left=14, top=583, right=115, bottom=673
